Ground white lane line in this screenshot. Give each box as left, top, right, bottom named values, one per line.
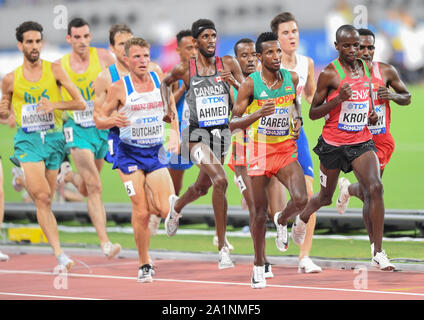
left=0, top=292, right=104, bottom=300
left=0, top=269, right=424, bottom=298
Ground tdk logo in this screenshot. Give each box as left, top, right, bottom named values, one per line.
left=347, top=102, right=368, bottom=110
left=136, top=116, right=159, bottom=124
left=202, top=96, right=225, bottom=104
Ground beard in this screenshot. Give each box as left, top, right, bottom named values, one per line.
left=199, top=46, right=215, bottom=58
left=24, top=50, right=40, bottom=63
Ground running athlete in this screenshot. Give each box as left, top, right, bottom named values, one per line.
left=0, top=21, right=86, bottom=270
left=160, top=19, right=244, bottom=269
left=270, top=12, right=321, bottom=273
left=57, top=18, right=121, bottom=259
left=336, top=28, right=411, bottom=259
left=96, top=37, right=180, bottom=282
left=167, top=30, right=197, bottom=196
left=230, top=32, right=308, bottom=288
left=294, top=25, right=395, bottom=271
left=227, top=37, right=274, bottom=283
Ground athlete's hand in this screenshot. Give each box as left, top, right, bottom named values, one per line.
left=259, top=100, right=275, bottom=117
left=338, top=83, right=352, bottom=102
left=368, top=108, right=378, bottom=125
left=0, top=99, right=10, bottom=119
left=218, top=68, right=237, bottom=87
left=377, top=86, right=392, bottom=101
left=290, top=118, right=301, bottom=140
left=163, top=110, right=175, bottom=123
left=113, top=112, right=130, bottom=128
left=37, top=98, right=54, bottom=114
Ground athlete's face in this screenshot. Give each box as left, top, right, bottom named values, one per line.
left=177, top=36, right=197, bottom=63
left=111, top=32, right=133, bottom=63
left=335, top=31, right=360, bottom=63
left=196, top=29, right=216, bottom=58
left=235, top=42, right=257, bottom=76
left=258, top=40, right=282, bottom=72
left=18, top=30, right=42, bottom=63
left=277, top=21, right=299, bottom=54
left=127, top=45, right=150, bottom=76
left=67, top=25, right=92, bottom=55
left=359, top=35, right=375, bottom=62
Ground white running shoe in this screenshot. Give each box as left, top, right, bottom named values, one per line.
left=137, top=264, right=153, bottom=283
left=213, top=235, right=234, bottom=251
left=264, top=262, right=274, bottom=279
left=218, top=245, right=234, bottom=269
left=56, top=161, right=72, bottom=185
left=57, top=253, right=74, bottom=271
left=11, top=167, right=24, bottom=192
left=291, top=215, right=307, bottom=246
left=298, top=257, right=322, bottom=273
left=164, top=195, right=181, bottom=237
left=103, top=241, right=121, bottom=259
left=336, top=177, right=351, bottom=214
left=251, top=265, right=266, bottom=289
left=148, top=214, right=162, bottom=236
left=0, top=251, right=9, bottom=262
left=273, top=212, right=289, bottom=252
left=372, top=250, right=396, bottom=271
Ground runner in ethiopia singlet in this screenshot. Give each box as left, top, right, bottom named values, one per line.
left=184, top=56, right=232, bottom=158
left=367, top=61, right=394, bottom=170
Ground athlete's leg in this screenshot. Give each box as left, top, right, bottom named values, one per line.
left=299, top=175, right=317, bottom=261
left=70, top=148, right=109, bottom=248
left=21, top=162, right=62, bottom=256
left=167, top=168, right=186, bottom=196
left=0, top=160, right=4, bottom=231
left=145, top=168, right=175, bottom=219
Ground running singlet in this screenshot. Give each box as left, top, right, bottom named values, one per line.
left=176, top=79, right=190, bottom=134
left=323, top=59, right=372, bottom=146
left=60, top=47, right=102, bottom=127
left=245, top=69, right=296, bottom=144
left=119, top=72, right=164, bottom=148
left=368, top=62, right=391, bottom=136
left=185, top=57, right=232, bottom=130
left=282, top=53, right=308, bottom=106
left=12, top=60, right=63, bottom=133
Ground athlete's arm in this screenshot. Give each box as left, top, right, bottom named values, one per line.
left=171, top=81, right=186, bottom=104
left=37, top=63, right=85, bottom=114
left=95, top=80, right=129, bottom=130
left=160, top=62, right=187, bottom=123
left=303, top=57, right=317, bottom=104
left=380, top=63, right=411, bottom=106
left=309, top=65, right=350, bottom=120
left=97, top=48, right=116, bottom=69
left=93, top=69, right=112, bottom=127
left=221, top=55, right=244, bottom=91
left=0, top=72, right=13, bottom=119
left=229, top=77, right=274, bottom=132
left=290, top=71, right=301, bottom=140
left=149, top=61, right=164, bottom=78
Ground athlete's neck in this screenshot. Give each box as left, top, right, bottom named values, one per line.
left=23, top=58, right=42, bottom=70
left=116, top=59, right=129, bottom=75
left=281, top=51, right=297, bottom=69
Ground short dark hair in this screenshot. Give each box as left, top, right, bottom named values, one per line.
left=67, top=17, right=89, bottom=36
left=270, top=12, right=298, bottom=35
left=16, top=21, right=43, bottom=42
left=233, top=38, right=255, bottom=56
left=335, top=24, right=358, bottom=42
left=124, top=37, right=150, bottom=56
left=357, top=28, right=375, bottom=40
left=176, top=30, right=192, bottom=45
left=255, top=32, right=278, bottom=54
left=191, top=19, right=216, bottom=39
left=109, top=24, right=132, bottom=46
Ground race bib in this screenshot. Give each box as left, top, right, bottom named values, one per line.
left=257, top=107, right=291, bottom=136
left=21, top=103, right=54, bottom=133
left=73, top=100, right=95, bottom=128
left=130, top=110, right=164, bottom=145
left=196, top=94, right=229, bottom=127
left=337, top=100, right=370, bottom=132
left=368, top=104, right=386, bottom=135
left=64, top=127, right=73, bottom=143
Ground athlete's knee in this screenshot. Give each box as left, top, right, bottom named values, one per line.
left=33, top=191, right=52, bottom=208
left=319, top=191, right=333, bottom=207
left=131, top=208, right=150, bottom=227
left=291, top=190, right=309, bottom=210
left=84, top=175, right=102, bottom=195
left=192, top=182, right=211, bottom=197
left=367, top=180, right=384, bottom=200
left=212, top=174, right=228, bottom=193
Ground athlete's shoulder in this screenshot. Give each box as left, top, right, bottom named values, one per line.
left=96, top=47, right=115, bottom=68
left=2, top=70, right=14, bottom=89
left=95, top=67, right=112, bottom=86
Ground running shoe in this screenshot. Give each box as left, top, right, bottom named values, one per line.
left=148, top=214, right=162, bottom=236
left=56, top=161, right=72, bottom=185
left=298, top=256, right=322, bottom=273
left=291, top=215, right=307, bottom=246
left=251, top=265, right=266, bottom=289
left=218, top=245, right=234, bottom=269
left=0, top=251, right=9, bottom=262
left=164, top=195, right=181, bottom=237
left=57, top=253, right=74, bottom=271
left=213, top=235, right=234, bottom=251
left=137, top=264, right=153, bottom=283
left=273, top=212, right=289, bottom=252
left=11, top=167, right=24, bottom=192
left=264, top=262, right=274, bottom=279
left=372, top=250, right=396, bottom=271
left=103, top=241, right=121, bottom=259
left=336, top=177, right=351, bottom=214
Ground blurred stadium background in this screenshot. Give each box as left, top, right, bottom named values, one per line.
left=0, top=0, right=423, bottom=233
